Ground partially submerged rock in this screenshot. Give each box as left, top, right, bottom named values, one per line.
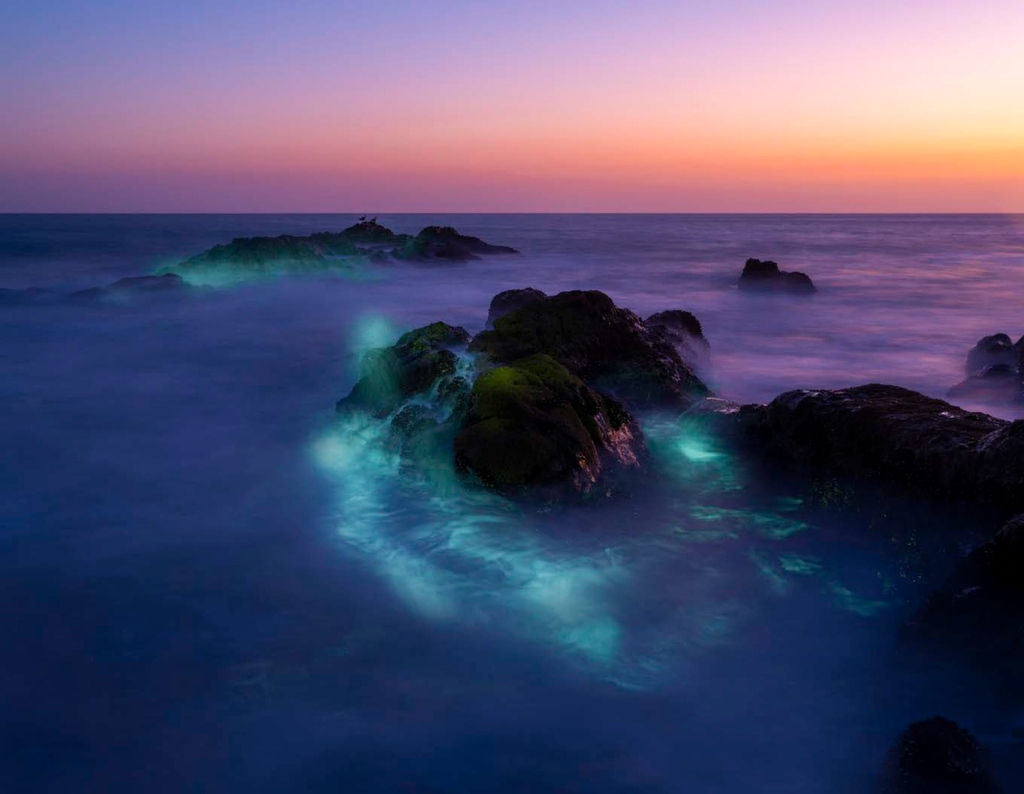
left=454, top=354, right=641, bottom=491
left=169, top=220, right=518, bottom=279
left=738, top=258, right=816, bottom=294
left=645, top=309, right=711, bottom=377
left=878, top=717, right=1001, bottom=793
left=395, top=226, right=519, bottom=262
left=470, top=290, right=708, bottom=408
left=334, top=290, right=710, bottom=496
left=949, top=333, right=1024, bottom=403
left=69, top=273, right=186, bottom=301
left=337, top=322, right=471, bottom=417
left=486, top=287, right=548, bottom=327
left=728, top=384, right=1024, bottom=513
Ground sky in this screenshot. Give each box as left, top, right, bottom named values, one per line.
left=2, top=0, right=1023, bottom=212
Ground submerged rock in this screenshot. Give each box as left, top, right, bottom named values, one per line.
left=454, top=354, right=641, bottom=491
left=878, top=717, right=1001, bottom=793
left=69, top=273, right=186, bottom=301
left=337, top=322, right=471, bottom=417
left=738, top=258, right=816, bottom=294
left=949, top=333, right=1024, bottom=403
left=469, top=290, right=708, bottom=409
left=728, top=384, right=1024, bottom=512
left=486, top=287, right=548, bottom=327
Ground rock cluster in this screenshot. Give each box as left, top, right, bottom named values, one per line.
left=170, top=220, right=518, bottom=278
left=336, top=288, right=709, bottom=494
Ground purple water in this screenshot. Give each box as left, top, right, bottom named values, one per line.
left=2, top=214, right=1023, bottom=792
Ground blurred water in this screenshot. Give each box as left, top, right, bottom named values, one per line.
left=2, top=214, right=1023, bottom=792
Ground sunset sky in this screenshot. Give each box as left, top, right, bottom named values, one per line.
left=2, top=0, right=1022, bottom=212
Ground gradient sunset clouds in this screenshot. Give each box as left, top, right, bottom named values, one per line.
left=2, top=0, right=1022, bottom=212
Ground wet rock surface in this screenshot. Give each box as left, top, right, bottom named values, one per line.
left=738, top=258, right=816, bottom=294
left=726, top=384, right=1024, bottom=513
left=486, top=287, right=548, bottom=327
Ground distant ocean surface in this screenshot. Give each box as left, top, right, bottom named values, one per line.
left=2, top=214, right=1023, bottom=792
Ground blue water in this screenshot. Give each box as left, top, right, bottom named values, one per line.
left=2, top=214, right=1023, bottom=792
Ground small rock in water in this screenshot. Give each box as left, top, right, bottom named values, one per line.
left=738, top=258, right=816, bottom=294
left=877, top=716, right=1001, bottom=793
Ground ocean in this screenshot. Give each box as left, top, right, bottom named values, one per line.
left=2, top=214, right=1023, bottom=791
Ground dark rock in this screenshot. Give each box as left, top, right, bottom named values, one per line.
left=966, top=334, right=1018, bottom=377
left=878, top=717, right=1001, bottom=793
left=486, top=287, right=548, bottom=327
left=738, top=258, right=816, bottom=294
left=169, top=221, right=516, bottom=276
left=454, top=354, right=641, bottom=491
left=729, top=384, right=1024, bottom=512
left=950, top=333, right=1024, bottom=403
left=395, top=226, right=519, bottom=262
left=337, top=322, right=471, bottom=417
left=469, top=290, right=709, bottom=409
left=645, top=309, right=711, bottom=375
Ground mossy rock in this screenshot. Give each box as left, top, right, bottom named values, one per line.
left=454, top=354, right=640, bottom=491
left=469, top=290, right=708, bottom=409
left=337, top=322, right=471, bottom=416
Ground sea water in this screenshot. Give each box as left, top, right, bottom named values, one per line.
left=2, top=214, right=1023, bottom=791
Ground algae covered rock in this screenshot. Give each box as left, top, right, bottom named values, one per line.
left=469, top=290, right=708, bottom=409
left=337, top=322, right=471, bottom=417
left=454, top=354, right=641, bottom=491
left=878, top=717, right=1001, bottom=793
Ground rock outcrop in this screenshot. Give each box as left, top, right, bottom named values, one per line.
left=169, top=220, right=518, bottom=279
left=335, top=290, right=710, bottom=495
left=727, top=384, right=1024, bottom=513
left=878, top=717, right=1001, bottom=793
left=454, top=354, right=641, bottom=491
left=469, top=290, right=708, bottom=409
left=337, top=322, right=471, bottom=417
left=486, top=287, right=548, bottom=327
left=738, top=258, right=816, bottom=294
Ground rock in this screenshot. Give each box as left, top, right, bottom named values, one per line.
left=337, top=322, right=471, bottom=417
left=395, top=226, right=519, bottom=262
left=469, top=290, right=709, bottom=409
left=729, top=384, right=1024, bottom=512
left=169, top=221, right=517, bottom=277
left=645, top=309, right=711, bottom=375
left=453, top=354, right=641, bottom=491
left=950, top=334, right=1024, bottom=403
left=878, top=717, right=1001, bottom=793
left=486, top=287, right=548, bottom=327
left=738, top=258, right=816, bottom=294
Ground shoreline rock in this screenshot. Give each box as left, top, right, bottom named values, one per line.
left=878, top=717, right=1001, bottom=793
left=949, top=333, right=1024, bottom=404
left=719, top=384, right=1024, bottom=514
